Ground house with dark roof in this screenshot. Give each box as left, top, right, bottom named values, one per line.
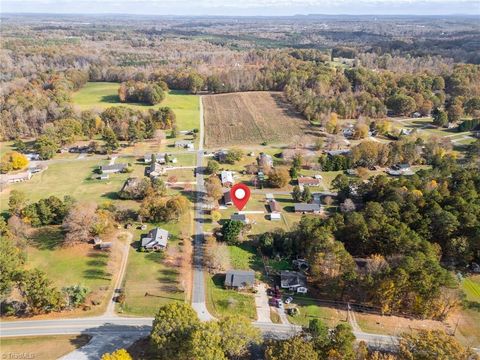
left=294, top=203, right=321, bottom=214
left=268, top=200, right=281, bottom=213
left=216, top=150, right=229, bottom=163
left=141, top=228, right=169, bottom=251
left=223, top=191, right=233, bottom=206
left=224, top=269, right=255, bottom=289
left=231, top=213, right=249, bottom=224
left=280, top=271, right=307, bottom=293
left=100, top=163, right=127, bottom=174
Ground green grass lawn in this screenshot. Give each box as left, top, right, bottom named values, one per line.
left=286, top=295, right=347, bottom=327
left=120, top=248, right=185, bottom=316
left=119, top=213, right=192, bottom=316
left=25, top=226, right=112, bottom=292
left=0, top=157, right=145, bottom=213
left=462, top=276, right=480, bottom=302
left=73, top=82, right=199, bottom=131
left=205, top=273, right=256, bottom=320
left=228, top=243, right=262, bottom=271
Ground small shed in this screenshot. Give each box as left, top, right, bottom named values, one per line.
left=97, top=242, right=112, bottom=250
left=270, top=213, right=281, bottom=221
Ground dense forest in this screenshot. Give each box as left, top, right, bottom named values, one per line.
left=1, top=14, right=480, bottom=140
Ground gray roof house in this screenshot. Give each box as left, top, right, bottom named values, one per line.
left=231, top=213, right=249, bottom=224
left=294, top=203, right=321, bottom=213
left=224, top=270, right=255, bottom=289
left=141, top=228, right=169, bottom=250
left=100, top=163, right=127, bottom=174
left=280, top=271, right=307, bottom=293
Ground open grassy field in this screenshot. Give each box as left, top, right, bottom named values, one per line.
left=73, top=82, right=199, bottom=131
left=26, top=226, right=112, bottom=290
left=0, top=335, right=91, bottom=360
left=203, top=92, right=312, bottom=147
left=0, top=156, right=144, bottom=213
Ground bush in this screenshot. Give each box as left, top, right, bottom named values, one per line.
left=63, top=285, right=89, bottom=308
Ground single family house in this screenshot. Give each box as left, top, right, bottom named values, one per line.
left=280, top=271, right=307, bottom=293
left=224, top=270, right=255, bottom=289
left=231, top=213, right=249, bottom=224
left=141, top=228, right=169, bottom=251
left=294, top=203, right=321, bottom=214
left=221, top=171, right=234, bottom=187
left=100, top=163, right=127, bottom=174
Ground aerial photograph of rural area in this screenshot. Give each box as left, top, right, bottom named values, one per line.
left=0, top=0, right=479, bottom=359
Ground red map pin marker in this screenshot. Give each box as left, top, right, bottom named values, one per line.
left=230, top=183, right=250, bottom=211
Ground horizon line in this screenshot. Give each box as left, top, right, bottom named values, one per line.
left=2, top=12, right=480, bottom=17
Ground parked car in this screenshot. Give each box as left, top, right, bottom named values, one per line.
left=285, top=296, right=293, bottom=304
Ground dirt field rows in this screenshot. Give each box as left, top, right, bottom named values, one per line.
left=203, top=91, right=310, bottom=147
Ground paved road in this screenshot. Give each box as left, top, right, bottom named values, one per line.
left=0, top=317, right=399, bottom=352
left=191, top=96, right=215, bottom=321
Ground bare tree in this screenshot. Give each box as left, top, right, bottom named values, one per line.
left=62, top=203, right=98, bottom=245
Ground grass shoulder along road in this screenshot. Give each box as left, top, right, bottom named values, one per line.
left=0, top=335, right=91, bottom=360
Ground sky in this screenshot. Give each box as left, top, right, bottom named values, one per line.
left=2, top=0, right=480, bottom=16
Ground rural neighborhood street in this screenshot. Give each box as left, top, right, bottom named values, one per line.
left=191, top=96, right=215, bottom=321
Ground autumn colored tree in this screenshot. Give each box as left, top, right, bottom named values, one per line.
left=398, top=330, right=474, bottom=360
left=265, top=336, right=319, bottom=360
left=101, top=349, right=132, bottom=360
left=268, top=167, right=291, bottom=188
left=0, top=151, right=29, bottom=173
left=150, top=302, right=200, bottom=360
left=205, top=175, right=223, bottom=201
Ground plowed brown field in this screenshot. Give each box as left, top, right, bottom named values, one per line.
left=203, top=91, right=310, bottom=147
